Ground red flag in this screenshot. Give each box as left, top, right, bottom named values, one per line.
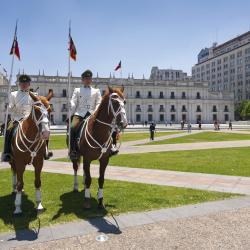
left=69, top=35, right=77, bottom=61
left=115, top=60, right=121, bottom=71
left=10, top=38, right=20, bottom=60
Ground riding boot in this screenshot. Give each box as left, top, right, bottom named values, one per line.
left=1, top=129, right=12, bottom=162
left=69, top=132, right=78, bottom=161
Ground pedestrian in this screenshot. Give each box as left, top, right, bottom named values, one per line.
left=229, top=120, right=232, bottom=130
left=149, top=122, right=156, bottom=141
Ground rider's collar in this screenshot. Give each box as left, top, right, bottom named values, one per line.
left=83, top=85, right=91, bottom=88
left=20, top=89, right=29, bottom=93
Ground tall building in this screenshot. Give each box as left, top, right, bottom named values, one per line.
left=150, top=67, right=190, bottom=81
left=0, top=73, right=233, bottom=125
left=192, top=31, right=250, bottom=102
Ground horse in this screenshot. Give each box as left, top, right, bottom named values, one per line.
left=9, top=91, right=53, bottom=215
left=70, top=86, right=127, bottom=209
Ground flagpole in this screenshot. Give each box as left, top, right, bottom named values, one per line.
left=3, top=20, right=17, bottom=142
left=67, top=20, right=72, bottom=156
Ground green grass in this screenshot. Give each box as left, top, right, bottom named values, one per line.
left=55, top=147, right=250, bottom=177
left=0, top=132, right=181, bottom=151
left=0, top=169, right=236, bottom=233
left=140, top=131, right=250, bottom=145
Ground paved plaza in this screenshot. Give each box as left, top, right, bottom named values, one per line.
left=1, top=129, right=250, bottom=249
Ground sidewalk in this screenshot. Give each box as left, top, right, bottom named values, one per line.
left=1, top=196, right=250, bottom=249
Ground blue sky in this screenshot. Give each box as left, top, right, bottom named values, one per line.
left=0, top=0, right=250, bottom=80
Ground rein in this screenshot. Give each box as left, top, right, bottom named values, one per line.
left=78, top=93, right=125, bottom=160
left=14, top=101, right=48, bottom=164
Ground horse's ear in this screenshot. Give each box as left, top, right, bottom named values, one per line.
left=120, top=85, right=124, bottom=93
left=29, top=91, right=39, bottom=102
left=47, top=89, right=54, bottom=101
left=108, top=86, right=113, bottom=93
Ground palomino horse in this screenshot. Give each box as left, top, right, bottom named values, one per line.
left=10, top=91, right=53, bottom=215
left=71, top=86, right=127, bottom=209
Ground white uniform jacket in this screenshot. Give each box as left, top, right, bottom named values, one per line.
left=70, top=86, right=102, bottom=118
left=9, top=90, right=35, bottom=121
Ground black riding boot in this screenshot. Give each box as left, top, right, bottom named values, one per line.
left=1, top=130, right=12, bottom=162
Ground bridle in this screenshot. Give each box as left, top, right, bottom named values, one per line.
left=14, top=101, right=50, bottom=164
left=78, top=92, right=126, bottom=160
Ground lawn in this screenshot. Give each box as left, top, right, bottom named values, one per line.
left=0, top=169, right=236, bottom=233
left=139, top=131, right=250, bottom=145
left=55, top=147, right=250, bottom=177
left=0, top=131, right=181, bottom=151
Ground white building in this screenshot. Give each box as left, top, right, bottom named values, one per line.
left=150, top=67, right=190, bottom=81
left=0, top=73, right=232, bottom=125
left=192, top=31, right=250, bottom=102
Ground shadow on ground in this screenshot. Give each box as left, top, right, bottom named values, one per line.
left=52, top=190, right=122, bottom=234
left=0, top=193, right=41, bottom=241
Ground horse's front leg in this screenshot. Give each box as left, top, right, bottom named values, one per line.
left=97, top=156, right=109, bottom=209
left=72, top=159, right=80, bottom=192
left=83, top=160, right=91, bottom=209
left=33, top=160, right=44, bottom=213
left=14, top=163, right=25, bottom=215
left=11, top=163, right=17, bottom=195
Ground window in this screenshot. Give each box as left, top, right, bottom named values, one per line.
left=224, top=105, right=229, bottom=112
left=62, top=103, right=67, bottom=112
left=148, top=91, right=152, bottom=98
left=171, top=114, right=175, bottom=122
left=136, top=105, right=141, bottom=112
left=182, top=105, right=187, bottom=112
left=196, top=92, right=201, bottom=99
left=170, top=105, right=175, bottom=112
left=213, top=114, right=217, bottom=121
left=182, top=114, right=186, bottom=121
left=159, top=105, right=164, bottom=112
left=159, top=114, right=164, bottom=122
left=148, top=114, right=153, bottom=122
left=225, top=114, right=229, bottom=121
left=136, top=91, right=140, bottom=98
left=148, top=105, right=153, bottom=112
left=170, top=92, right=175, bottom=99
left=182, top=92, right=186, bottom=99
left=196, top=105, right=201, bottom=112
left=159, top=91, right=164, bottom=98
left=62, top=114, right=67, bottom=122
left=212, top=105, right=217, bottom=112
left=62, top=89, right=67, bottom=97
left=136, top=114, right=141, bottom=122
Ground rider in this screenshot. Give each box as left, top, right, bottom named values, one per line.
left=69, top=70, right=102, bottom=160
left=1, top=74, right=34, bottom=162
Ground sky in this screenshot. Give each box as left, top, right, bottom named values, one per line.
left=0, top=0, right=250, bottom=81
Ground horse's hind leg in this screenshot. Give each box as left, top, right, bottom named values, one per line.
left=83, top=160, right=91, bottom=209
left=73, top=159, right=80, bottom=192
left=34, top=162, right=44, bottom=212
left=14, top=164, right=25, bottom=215
left=97, top=156, right=109, bottom=209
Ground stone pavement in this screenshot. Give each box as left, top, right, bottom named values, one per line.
left=1, top=196, right=250, bottom=250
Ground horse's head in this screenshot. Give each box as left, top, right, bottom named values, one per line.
left=29, top=91, right=53, bottom=140
left=106, top=86, right=128, bottom=129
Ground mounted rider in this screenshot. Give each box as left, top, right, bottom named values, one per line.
left=1, top=74, right=34, bottom=162
left=69, top=70, right=102, bottom=160
left=1, top=74, right=52, bottom=162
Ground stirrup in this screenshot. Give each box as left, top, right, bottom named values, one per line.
left=1, top=153, right=11, bottom=162
left=69, top=151, right=79, bottom=161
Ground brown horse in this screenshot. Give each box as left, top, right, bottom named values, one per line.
left=10, top=91, right=53, bottom=215
left=71, top=86, right=127, bottom=209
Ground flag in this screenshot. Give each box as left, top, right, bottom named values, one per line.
left=69, top=34, right=77, bottom=61
left=115, top=60, right=121, bottom=71
left=10, top=37, right=20, bottom=60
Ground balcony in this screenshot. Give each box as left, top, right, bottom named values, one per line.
left=147, top=108, right=153, bottom=112
left=170, top=108, right=176, bottom=112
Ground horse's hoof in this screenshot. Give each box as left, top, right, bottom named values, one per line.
left=83, top=198, right=91, bottom=209
left=37, top=208, right=44, bottom=214
left=98, top=203, right=105, bottom=210
left=13, top=211, right=22, bottom=217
